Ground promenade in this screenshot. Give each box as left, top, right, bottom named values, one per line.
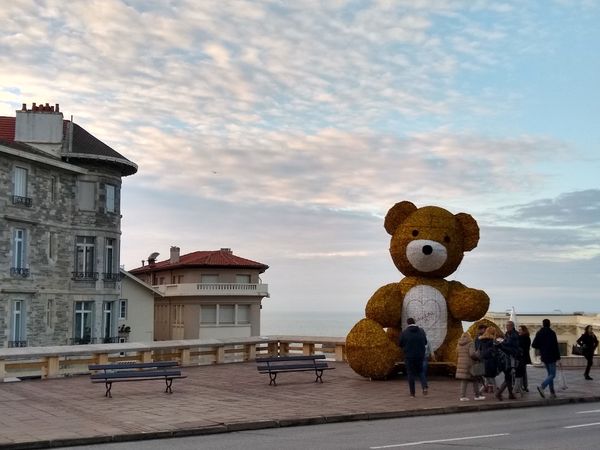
left=1, top=362, right=599, bottom=449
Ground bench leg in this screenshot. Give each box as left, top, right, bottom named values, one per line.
left=315, top=369, right=324, bottom=383
left=105, top=381, right=113, bottom=398
left=268, top=372, right=277, bottom=386
left=165, top=378, right=174, bottom=394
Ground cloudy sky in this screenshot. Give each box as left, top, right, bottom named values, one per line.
left=1, top=0, right=599, bottom=314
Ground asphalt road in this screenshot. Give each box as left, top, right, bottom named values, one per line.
left=59, top=402, right=600, bottom=449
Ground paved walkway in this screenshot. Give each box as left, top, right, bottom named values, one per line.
left=1, top=362, right=599, bottom=449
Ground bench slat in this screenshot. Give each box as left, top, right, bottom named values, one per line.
left=257, top=363, right=329, bottom=371
left=256, top=354, right=326, bottom=363
left=89, top=361, right=179, bottom=370
left=91, top=370, right=182, bottom=380
left=91, top=375, right=187, bottom=383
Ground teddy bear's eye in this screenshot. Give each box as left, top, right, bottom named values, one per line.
left=412, top=229, right=419, bottom=237
left=444, top=235, right=451, bottom=243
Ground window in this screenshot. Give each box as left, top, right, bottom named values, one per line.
left=159, top=276, right=165, bottom=284
left=12, top=166, right=31, bottom=207
left=11, top=228, right=29, bottom=277
left=200, top=305, right=217, bottom=324
left=178, top=275, right=184, bottom=283
left=11, top=300, right=26, bottom=343
left=46, top=299, right=54, bottom=328
left=50, top=176, right=57, bottom=201
left=237, top=305, right=250, bottom=324
left=236, top=274, right=251, bottom=284
left=219, top=305, right=235, bottom=324
left=201, top=274, right=219, bottom=284
left=77, top=181, right=95, bottom=210
left=104, top=238, right=116, bottom=280
left=75, top=236, right=96, bottom=279
left=102, top=302, right=114, bottom=342
left=74, top=301, right=94, bottom=344
left=119, top=299, right=128, bottom=320
left=48, top=231, right=57, bottom=261
left=106, top=184, right=115, bottom=213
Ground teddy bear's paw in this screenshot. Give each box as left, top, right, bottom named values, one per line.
left=346, top=318, right=401, bottom=379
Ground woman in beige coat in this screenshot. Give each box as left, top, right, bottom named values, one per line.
left=456, top=332, right=486, bottom=401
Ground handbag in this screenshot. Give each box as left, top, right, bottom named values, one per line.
left=470, top=361, right=485, bottom=377
left=572, top=344, right=584, bottom=356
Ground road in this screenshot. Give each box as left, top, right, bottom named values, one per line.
left=59, top=402, right=600, bottom=449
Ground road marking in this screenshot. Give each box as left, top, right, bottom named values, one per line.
left=577, top=409, right=600, bottom=414
left=564, top=422, right=600, bottom=429
left=369, top=433, right=510, bottom=449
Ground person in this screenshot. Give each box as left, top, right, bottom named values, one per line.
left=496, top=320, right=520, bottom=400
left=532, top=318, right=561, bottom=399
left=456, top=332, right=486, bottom=401
left=478, top=327, right=499, bottom=393
left=517, top=325, right=532, bottom=392
left=473, top=324, right=488, bottom=393
left=421, top=340, right=433, bottom=394
left=399, top=317, right=428, bottom=398
left=577, top=325, right=599, bottom=380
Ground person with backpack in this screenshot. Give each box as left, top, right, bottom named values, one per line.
left=478, top=327, right=499, bottom=393
left=577, top=325, right=598, bottom=380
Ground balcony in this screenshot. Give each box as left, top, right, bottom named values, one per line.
left=10, top=267, right=30, bottom=277
left=103, top=272, right=122, bottom=282
left=69, top=337, right=97, bottom=345
left=71, top=271, right=99, bottom=281
left=154, top=282, right=269, bottom=297
left=12, top=195, right=32, bottom=207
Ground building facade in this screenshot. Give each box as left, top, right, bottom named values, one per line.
left=129, top=247, right=269, bottom=340
left=485, top=311, right=600, bottom=359
left=0, top=103, right=137, bottom=347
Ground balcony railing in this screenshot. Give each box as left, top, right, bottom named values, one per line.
left=71, top=271, right=99, bottom=281
left=103, top=272, right=122, bottom=282
left=101, top=336, right=121, bottom=344
left=69, top=337, right=97, bottom=345
left=12, top=195, right=32, bottom=207
left=7, top=340, right=27, bottom=348
left=10, top=267, right=30, bottom=277
left=154, top=282, right=269, bottom=297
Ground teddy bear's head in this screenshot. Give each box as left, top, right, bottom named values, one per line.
left=384, top=201, right=480, bottom=278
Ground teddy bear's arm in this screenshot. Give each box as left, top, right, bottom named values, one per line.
left=447, top=280, right=490, bottom=321
left=365, top=283, right=403, bottom=327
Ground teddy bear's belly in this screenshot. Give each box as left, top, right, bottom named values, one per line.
left=402, top=285, right=447, bottom=352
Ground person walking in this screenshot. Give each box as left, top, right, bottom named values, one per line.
left=473, top=324, right=488, bottom=393
left=399, top=318, right=428, bottom=398
left=456, top=332, right=486, bottom=401
left=478, top=327, right=499, bottom=393
left=496, top=320, right=519, bottom=400
left=518, top=325, right=532, bottom=392
left=532, top=318, right=561, bottom=399
left=577, top=325, right=599, bottom=380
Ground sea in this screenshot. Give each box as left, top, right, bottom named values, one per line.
left=260, top=310, right=364, bottom=337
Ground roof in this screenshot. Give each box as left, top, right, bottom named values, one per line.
left=0, top=116, right=137, bottom=176
left=120, top=269, right=164, bottom=296
left=129, top=249, right=269, bottom=274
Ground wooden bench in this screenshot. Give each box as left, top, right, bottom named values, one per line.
left=88, top=361, right=186, bottom=398
left=256, top=354, right=335, bottom=386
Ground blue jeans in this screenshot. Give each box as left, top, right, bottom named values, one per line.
left=405, top=357, right=425, bottom=396
left=541, top=362, right=556, bottom=393
left=421, top=358, right=429, bottom=389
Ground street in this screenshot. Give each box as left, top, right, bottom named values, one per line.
left=59, top=401, right=600, bottom=449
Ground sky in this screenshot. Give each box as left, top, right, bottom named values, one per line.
left=1, top=0, right=599, bottom=315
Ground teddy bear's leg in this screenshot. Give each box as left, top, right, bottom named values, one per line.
left=346, top=318, right=402, bottom=379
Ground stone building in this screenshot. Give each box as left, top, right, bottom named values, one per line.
left=129, top=246, right=269, bottom=340
left=0, top=103, right=137, bottom=347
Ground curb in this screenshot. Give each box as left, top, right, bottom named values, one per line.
left=2, top=396, right=600, bottom=449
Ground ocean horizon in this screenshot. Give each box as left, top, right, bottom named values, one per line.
left=260, top=310, right=364, bottom=337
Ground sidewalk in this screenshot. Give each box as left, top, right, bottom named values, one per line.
left=1, top=362, right=599, bottom=449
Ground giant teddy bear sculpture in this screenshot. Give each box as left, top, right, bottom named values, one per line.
left=346, top=201, right=490, bottom=379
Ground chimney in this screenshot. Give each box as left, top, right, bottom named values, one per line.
left=170, top=246, right=180, bottom=264
left=220, top=248, right=232, bottom=254
left=15, top=102, right=64, bottom=156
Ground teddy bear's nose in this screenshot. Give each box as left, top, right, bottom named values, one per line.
left=422, top=245, right=433, bottom=255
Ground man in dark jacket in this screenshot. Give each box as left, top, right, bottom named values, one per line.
left=399, top=317, right=428, bottom=397
left=496, top=320, right=520, bottom=400
left=532, top=318, right=561, bottom=398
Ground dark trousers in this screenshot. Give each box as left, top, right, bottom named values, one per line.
left=405, top=357, right=425, bottom=396
left=584, top=353, right=594, bottom=377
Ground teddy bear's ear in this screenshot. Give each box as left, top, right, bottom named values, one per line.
left=384, top=201, right=417, bottom=235
left=455, top=212, right=480, bottom=251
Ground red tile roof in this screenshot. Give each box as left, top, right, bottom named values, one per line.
left=129, top=249, right=269, bottom=274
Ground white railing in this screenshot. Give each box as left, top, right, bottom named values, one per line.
left=154, top=283, right=269, bottom=297
left=0, top=335, right=346, bottom=381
